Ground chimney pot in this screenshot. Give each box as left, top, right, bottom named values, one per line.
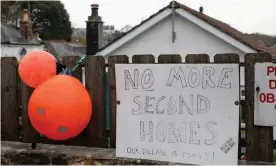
left=91, top=4, right=99, bottom=17
left=91, top=4, right=99, bottom=8
left=23, top=9, right=29, bottom=21
left=199, top=6, right=203, bottom=13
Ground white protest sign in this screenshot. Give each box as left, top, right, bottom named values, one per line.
left=115, top=64, right=240, bottom=165
left=254, top=63, right=276, bottom=126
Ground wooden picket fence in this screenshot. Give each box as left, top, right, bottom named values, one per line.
left=1, top=53, right=275, bottom=163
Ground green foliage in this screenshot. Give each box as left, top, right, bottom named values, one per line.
left=244, top=33, right=276, bottom=47
left=1, top=1, right=73, bottom=41
left=1, top=1, right=22, bottom=28
left=1, top=1, right=12, bottom=16
left=29, top=1, right=73, bottom=41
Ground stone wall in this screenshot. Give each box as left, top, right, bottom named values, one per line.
left=1, top=141, right=176, bottom=165
left=1, top=141, right=274, bottom=165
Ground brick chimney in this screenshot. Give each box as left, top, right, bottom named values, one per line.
left=20, top=9, right=33, bottom=40
left=86, top=4, right=104, bottom=55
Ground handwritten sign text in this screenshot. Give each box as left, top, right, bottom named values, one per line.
left=115, top=64, right=240, bottom=165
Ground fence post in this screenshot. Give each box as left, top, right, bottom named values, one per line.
left=214, top=53, right=241, bottom=159
left=108, top=55, right=129, bottom=148
left=244, top=53, right=273, bottom=162
left=85, top=56, right=107, bottom=147
left=21, top=80, right=40, bottom=143
left=1, top=57, right=20, bottom=141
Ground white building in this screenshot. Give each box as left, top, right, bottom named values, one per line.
left=97, top=1, right=276, bottom=87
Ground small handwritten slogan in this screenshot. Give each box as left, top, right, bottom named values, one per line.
left=220, top=137, right=236, bottom=154
left=254, top=63, right=276, bottom=126
left=115, top=64, right=240, bottom=165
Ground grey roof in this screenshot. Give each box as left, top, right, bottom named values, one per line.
left=1, top=24, right=24, bottom=43
left=1, top=24, right=42, bottom=45
left=47, top=41, right=86, bottom=58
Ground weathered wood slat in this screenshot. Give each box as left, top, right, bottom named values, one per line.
left=244, top=53, right=273, bottom=162
left=1, top=57, right=20, bottom=141
left=108, top=55, right=129, bottom=148
left=132, top=54, right=155, bottom=63
left=21, top=82, right=39, bottom=143
left=240, top=138, right=276, bottom=149
left=185, top=54, right=209, bottom=63
left=158, top=54, right=181, bottom=63
left=62, top=56, right=82, bottom=80
left=85, top=56, right=106, bottom=147
left=214, top=53, right=240, bottom=63
left=185, top=54, right=210, bottom=64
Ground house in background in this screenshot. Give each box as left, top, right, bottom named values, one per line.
left=95, top=1, right=276, bottom=62
left=1, top=24, right=45, bottom=60
left=87, top=1, right=276, bottom=88
left=103, top=25, right=115, bottom=34
left=1, top=9, right=86, bottom=62
left=1, top=10, right=45, bottom=60
left=46, top=40, right=85, bottom=58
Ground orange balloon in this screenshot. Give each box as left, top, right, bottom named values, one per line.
left=18, top=50, right=57, bottom=88
left=28, top=75, right=92, bottom=140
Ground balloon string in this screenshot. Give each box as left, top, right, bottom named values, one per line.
left=71, top=56, right=87, bottom=72
left=70, top=52, right=102, bottom=73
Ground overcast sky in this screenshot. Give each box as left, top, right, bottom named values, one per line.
left=61, top=0, right=276, bottom=35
